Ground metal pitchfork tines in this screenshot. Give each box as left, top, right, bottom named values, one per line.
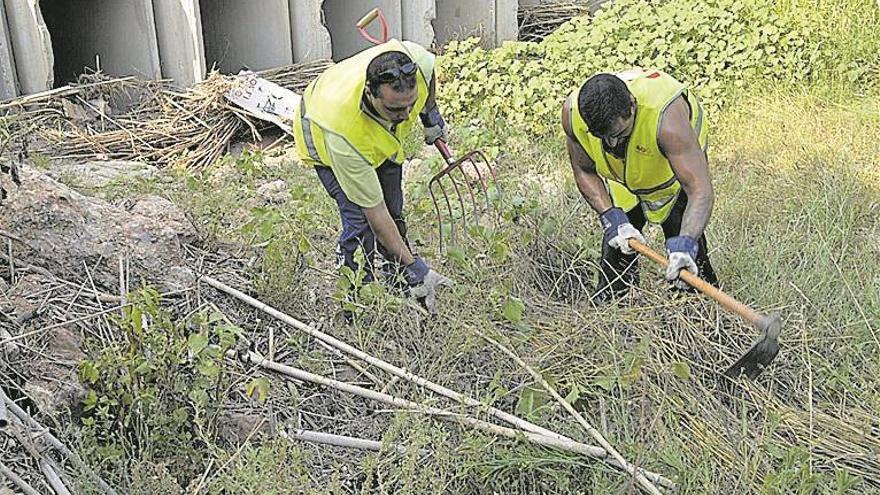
left=354, top=10, right=503, bottom=252
left=429, top=139, right=502, bottom=253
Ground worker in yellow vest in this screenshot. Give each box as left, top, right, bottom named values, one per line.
left=293, top=39, right=452, bottom=313
left=561, top=69, right=719, bottom=301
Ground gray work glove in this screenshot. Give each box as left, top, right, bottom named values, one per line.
left=420, top=106, right=448, bottom=145
left=404, top=256, right=454, bottom=314
left=600, top=207, right=645, bottom=255
left=665, top=235, right=699, bottom=290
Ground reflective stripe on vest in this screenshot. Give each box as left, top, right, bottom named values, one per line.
left=569, top=69, right=708, bottom=223
left=293, top=39, right=429, bottom=169
left=299, top=97, right=320, bottom=162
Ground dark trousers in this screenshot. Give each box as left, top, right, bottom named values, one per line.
left=314, top=162, right=408, bottom=282
left=596, top=192, right=718, bottom=298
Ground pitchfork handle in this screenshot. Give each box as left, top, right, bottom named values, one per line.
left=628, top=239, right=766, bottom=330
left=434, top=139, right=455, bottom=165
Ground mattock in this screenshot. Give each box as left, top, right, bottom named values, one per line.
left=629, top=239, right=783, bottom=379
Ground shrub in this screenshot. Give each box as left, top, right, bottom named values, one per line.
left=437, top=0, right=880, bottom=137
left=77, top=288, right=241, bottom=482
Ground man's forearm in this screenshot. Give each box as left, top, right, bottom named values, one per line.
left=680, top=188, right=714, bottom=239
left=363, top=203, right=414, bottom=265
left=575, top=170, right=614, bottom=215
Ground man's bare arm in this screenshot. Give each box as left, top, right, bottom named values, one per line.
left=659, top=96, right=714, bottom=239
left=363, top=203, right=415, bottom=266
left=562, top=100, right=613, bottom=214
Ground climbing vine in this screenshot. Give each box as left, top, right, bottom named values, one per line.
left=437, top=0, right=880, bottom=137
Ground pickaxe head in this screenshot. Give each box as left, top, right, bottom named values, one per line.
left=723, top=312, right=782, bottom=379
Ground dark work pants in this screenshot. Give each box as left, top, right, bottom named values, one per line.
left=596, top=192, right=719, bottom=298
left=314, top=161, right=408, bottom=282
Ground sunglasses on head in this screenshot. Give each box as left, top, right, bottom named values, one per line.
left=372, top=62, right=418, bottom=84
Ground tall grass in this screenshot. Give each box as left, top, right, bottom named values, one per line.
left=62, top=2, right=880, bottom=493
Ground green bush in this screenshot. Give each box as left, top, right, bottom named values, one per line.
left=437, top=0, right=880, bottom=137
left=77, top=288, right=241, bottom=483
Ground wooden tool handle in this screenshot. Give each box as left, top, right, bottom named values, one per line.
left=628, top=239, right=765, bottom=329
left=434, top=139, right=455, bottom=164
left=357, top=8, right=380, bottom=28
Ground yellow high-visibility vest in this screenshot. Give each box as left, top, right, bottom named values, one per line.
left=568, top=69, right=708, bottom=223
left=293, top=39, right=429, bottom=168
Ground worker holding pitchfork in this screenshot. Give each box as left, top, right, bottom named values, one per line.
left=561, top=69, right=720, bottom=302
left=292, top=37, right=453, bottom=314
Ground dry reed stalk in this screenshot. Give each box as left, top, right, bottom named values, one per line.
left=2, top=61, right=332, bottom=170
left=518, top=1, right=591, bottom=42
left=204, top=275, right=676, bottom=488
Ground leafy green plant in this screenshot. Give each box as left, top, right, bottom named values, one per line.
left=77, top=288, right=241, bottom=481
left=437, top=0, right=880, bottom=137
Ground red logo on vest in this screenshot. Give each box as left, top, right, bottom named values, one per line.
left=647, top=71, right=661, bottom=78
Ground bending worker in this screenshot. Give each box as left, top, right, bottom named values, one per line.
left=561, top=68, right=719, bottom=301
left=293, top=39, right=452, bottom=313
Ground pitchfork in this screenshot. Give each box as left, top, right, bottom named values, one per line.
left=356, top=8, right=503, bottom=252
left=429, top=139, right=501, bottom=252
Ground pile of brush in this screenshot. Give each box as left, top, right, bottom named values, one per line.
left=518, top=0, right=593, bottom=42
left=0, top=60, right=331, bottom=169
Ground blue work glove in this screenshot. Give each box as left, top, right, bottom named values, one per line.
left=665, top=235, right=699, bottom=290
left=600, top=207, right=645, bottom=255
left=404, top=256, right=454, bottom=314
left=420, top=106, right=448, bottom=145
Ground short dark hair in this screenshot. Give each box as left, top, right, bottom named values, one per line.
left=577, top=74, right=633, bottom=137
left=366, top=51, right=417, bottom=94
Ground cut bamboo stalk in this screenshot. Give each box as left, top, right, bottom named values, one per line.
left=282, top=428, right=412, bottom=455
left=480, top=332, right=663, bottom=495
left=0, top=461, right=41, bottom=495
left=39, top=458, right=72, bottom=495
left=0, top=389, right=7, bottom=428
left=237, top=350, right=612, bottom=457
left=203, top=276, right=569, bottom=437
left=2, top=390, right=118, bottom=495
left=204, top=276, right=675, bottom=489
left=315, top=339, right=384, bottom=388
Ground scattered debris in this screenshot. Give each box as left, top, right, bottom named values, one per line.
left=255, top=179, right=290, bottom=205
left=518, top=1, right=593, bottom=42
left=42, top=159, right=156, bottom=190
left=0, top=61, right=331, bottom=170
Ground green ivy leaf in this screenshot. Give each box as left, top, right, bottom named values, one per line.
left=297, top=235, right=312, bottom=253
left=515, top=384, right=550, bottom=420
left=197, top=359, right=220, bottom=378
left=83, top=390, right=98, bottom=411
left=133, top=360, right=153, bottom=376
left=358, top=282, right=386, bottom=304
left=79, top=361, right=99, bottom=384
left=489, top=239, right=510, bottom=263
left=187, top=333, right=209, bottom=354
left=188, top=388, right=209, bottom=407
left=446, top=246, right=467, bottom=267
left=671, top=361, right=692, bottom=380
left=501, top=297, right=525, bottom=324
left=563, top=383, right=581, bottom=405
left=595, top=375, right=617, bottom=392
